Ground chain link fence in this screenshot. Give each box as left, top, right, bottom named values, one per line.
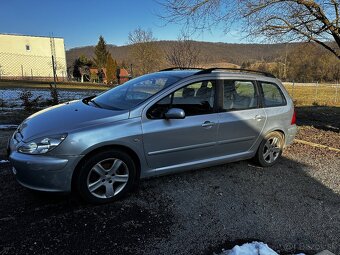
left=283, top=82, right=340, bottom=106
left=0, top=52, right=67, bottom=81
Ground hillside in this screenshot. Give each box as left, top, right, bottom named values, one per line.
left=66, top=40, right=295, bottom=67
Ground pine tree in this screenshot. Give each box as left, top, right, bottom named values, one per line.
left=94, top=36, right=109, bottom=69
left=106, top=53, right=117, bottom=85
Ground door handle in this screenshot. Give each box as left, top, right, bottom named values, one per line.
left=202, top=121, right=215, bottom=127
left=254, top=115, right=265, bottom=121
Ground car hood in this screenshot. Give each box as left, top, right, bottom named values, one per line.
left=18, top=100, right=130, bottom=142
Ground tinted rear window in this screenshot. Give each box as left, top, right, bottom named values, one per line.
left=260, top=82, right=286, bottom=107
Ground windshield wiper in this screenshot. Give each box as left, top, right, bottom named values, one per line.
left=89, top=99, right=102, bottom=108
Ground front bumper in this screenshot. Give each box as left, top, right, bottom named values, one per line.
left=285, top=124, right=297, bottom=146
left=9, top=151, right=81, bottom=192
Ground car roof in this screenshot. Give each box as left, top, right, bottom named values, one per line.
left=155, top=70, right=199, bottom=78
left=157, top=68, right=276, bottom=79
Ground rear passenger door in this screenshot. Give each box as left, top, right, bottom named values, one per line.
left=216, top=79, right=266, bottom=156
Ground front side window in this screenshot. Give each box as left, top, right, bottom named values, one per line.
left=92, top=73, right=183, bottom=110
left=260, top=82, right=286, bottom=107
left=222, top=80, right=258, bottom=111
left=147, top=80, right=216, bottom=119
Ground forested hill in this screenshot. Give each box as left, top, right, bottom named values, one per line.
left=66, top=40, right=294, bottom=67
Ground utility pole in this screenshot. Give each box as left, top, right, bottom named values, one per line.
left=51, top=55, right=57, bottom=86
left=50, top=35, right=57, bottom=87
left=130, top=64, right=133, bottom=79
left=283, top=43, right=288, bottom=80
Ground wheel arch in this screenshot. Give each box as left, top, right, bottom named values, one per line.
left=263, top=128, right=286, bottom=141
left=71, top=144, right=141, bottom=191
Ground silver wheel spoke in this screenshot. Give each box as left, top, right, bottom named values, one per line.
left=89, top=179, right=103, bottom=192
left=272, top=147, right=280, bottom=154
left=92, top=164, right=107, bottom=176
left=105, top=183, right=115, bottom=198
left=265, top=140, right=271, bottom=147
left=109, top=159, right=123, bottom=175
left=269, top=152, right=275, bottom=163
left=114, top=174, right=129, bottom=183
left=263, top=150, right=270, bottom=159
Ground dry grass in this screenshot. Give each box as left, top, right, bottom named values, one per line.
left=283, top=82, right=340, bottom=106
left=0, top=81, right=110, bottom=91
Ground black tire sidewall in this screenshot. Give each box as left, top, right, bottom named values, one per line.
left=256, top=131, right=284, bottom=167
left=76, top=150, right=136, bottom=204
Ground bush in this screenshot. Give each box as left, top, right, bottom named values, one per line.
left=19, top=90, right=41, bottom=111
left=49, top=84, right=59, bottom=105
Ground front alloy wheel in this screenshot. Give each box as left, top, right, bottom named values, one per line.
left=87, top=158, right=129, bottom=199
left=75, top=150, right=137, bottom=204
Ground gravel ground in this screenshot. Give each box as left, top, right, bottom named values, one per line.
left=0, top=105, right=339, bottom=254
left=296, top=126, right=340, bottom=149
left=0, top=143, right=339, bottom=255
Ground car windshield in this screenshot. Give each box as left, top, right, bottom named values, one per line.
left=91, top=73, right=182, bottom=110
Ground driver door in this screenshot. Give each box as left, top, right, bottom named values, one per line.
left=141, top=80, right=219, bottom=170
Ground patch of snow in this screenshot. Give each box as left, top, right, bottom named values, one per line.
left=0, top=160, right=10, bottom=164
left=0, top=124, right=18, bottom=130
left=0, top=88, right=102, bottom=108
left=220, top=242, right=305, bottom=255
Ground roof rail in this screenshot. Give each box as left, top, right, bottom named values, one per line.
left=159, top=67, right=203, bottom=71
left=194, top=68, right=276, bottom=78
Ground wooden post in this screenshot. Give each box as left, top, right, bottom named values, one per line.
left=336, top=81, right=339, bottom=104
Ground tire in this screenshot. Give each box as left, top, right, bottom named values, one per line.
left=254, top=131, right=284, bottom=167
left=75, top=149, right=137, bottom=204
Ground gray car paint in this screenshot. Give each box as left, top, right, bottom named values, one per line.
left=8, top=71, right=297, bottom=192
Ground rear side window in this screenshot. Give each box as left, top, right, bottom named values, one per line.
left=222, top=80, right=258, bottom=111
left=260, top=82, right=286, bottom=107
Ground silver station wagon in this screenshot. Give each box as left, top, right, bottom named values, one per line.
left=8, top=68, right=297, bottom=203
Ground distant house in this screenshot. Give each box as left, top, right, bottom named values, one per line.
left=0, top=33, right=67, bottom=80
left=117, top=68, right=130, bottom=84
left=89, top=67, right=130, bottom=85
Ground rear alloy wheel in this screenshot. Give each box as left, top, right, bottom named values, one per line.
left=76, top=150, right=137, bottom=204
left=255, top=131, right=284, bottom=167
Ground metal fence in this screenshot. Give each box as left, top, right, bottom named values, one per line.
left=1, top=81, right=340, bottom=112
left=0, top=52, right=67, bottom=81
left=283, top=82, right=340, bottom=106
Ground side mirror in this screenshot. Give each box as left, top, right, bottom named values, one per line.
left=164, top=108, right=185, bottom=119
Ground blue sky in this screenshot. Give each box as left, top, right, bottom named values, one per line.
left=0, top=0, right=245, bottom=49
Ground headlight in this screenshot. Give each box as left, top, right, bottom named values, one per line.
left=18, top=134, right=67, bottom=154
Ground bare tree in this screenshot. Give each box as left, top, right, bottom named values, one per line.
left=160, top=0, right=340, bottom=59
left=165, top=32, right=201, bottom=68
left=128, top=28, right=162, bottom=75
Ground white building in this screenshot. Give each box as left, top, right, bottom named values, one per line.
left=0, top=33, right=67, bottom=80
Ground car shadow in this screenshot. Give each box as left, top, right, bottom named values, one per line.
left=296, top=105, right=340, bottom=132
